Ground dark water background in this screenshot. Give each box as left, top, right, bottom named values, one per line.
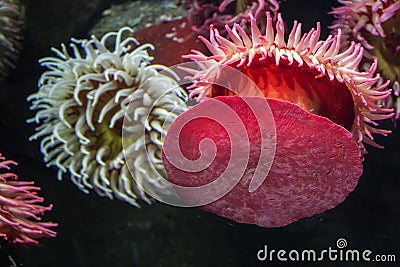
left=0, top=0, right=399, bottom=266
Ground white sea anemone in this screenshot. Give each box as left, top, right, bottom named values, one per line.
left=0, top=0, right=23, bottom=79
left=27, top=27, right=188, bottom=207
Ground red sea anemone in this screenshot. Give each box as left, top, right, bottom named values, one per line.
left=162, top=12, right=394, bottom=227
left=0, top=154, right=56, bottom=246
left=329, top=0, right=400, bottom=121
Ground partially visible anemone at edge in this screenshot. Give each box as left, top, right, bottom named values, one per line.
left=329, top=0, right=400, bottom=122
left=0, top=153, right=57, bottom=246
left=0, top=0, right=23, bottom=80
left=27, top=27, right=188, bottom=207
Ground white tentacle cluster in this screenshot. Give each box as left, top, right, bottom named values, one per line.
left=28, top=27, right=188, bottom=207
left=183, top=12, right=393, bottom=153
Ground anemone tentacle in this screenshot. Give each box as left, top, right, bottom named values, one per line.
left=329, top=0, right=400, bottom=123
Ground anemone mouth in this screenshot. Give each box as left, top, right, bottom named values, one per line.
left=210, top=55, right=355, bottom=131
left=184, top=12, right=393, bottom=153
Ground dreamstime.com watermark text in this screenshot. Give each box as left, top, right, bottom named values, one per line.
left=257, top=238, right=396, bottom=263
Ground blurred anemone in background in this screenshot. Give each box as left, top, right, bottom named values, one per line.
left=0, top=154, right=57, bottom=246
left=27, top=27, right=188, bottom=207
left=0, top=0, right=23, bottom=80
left=330, top=0, right=400, bottom=122
left=185, top=0, right=280, bottom=37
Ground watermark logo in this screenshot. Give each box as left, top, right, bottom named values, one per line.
left=257, top=238, right=396, bottom=263
left=336, top=238, right=347, bottom=249
left=122, top=61, right=276, bottom=207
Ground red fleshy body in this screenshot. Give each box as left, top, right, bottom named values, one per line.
left=162, top=96, right=363, bottom=227
left=133, top=17, right=206, bottom=66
